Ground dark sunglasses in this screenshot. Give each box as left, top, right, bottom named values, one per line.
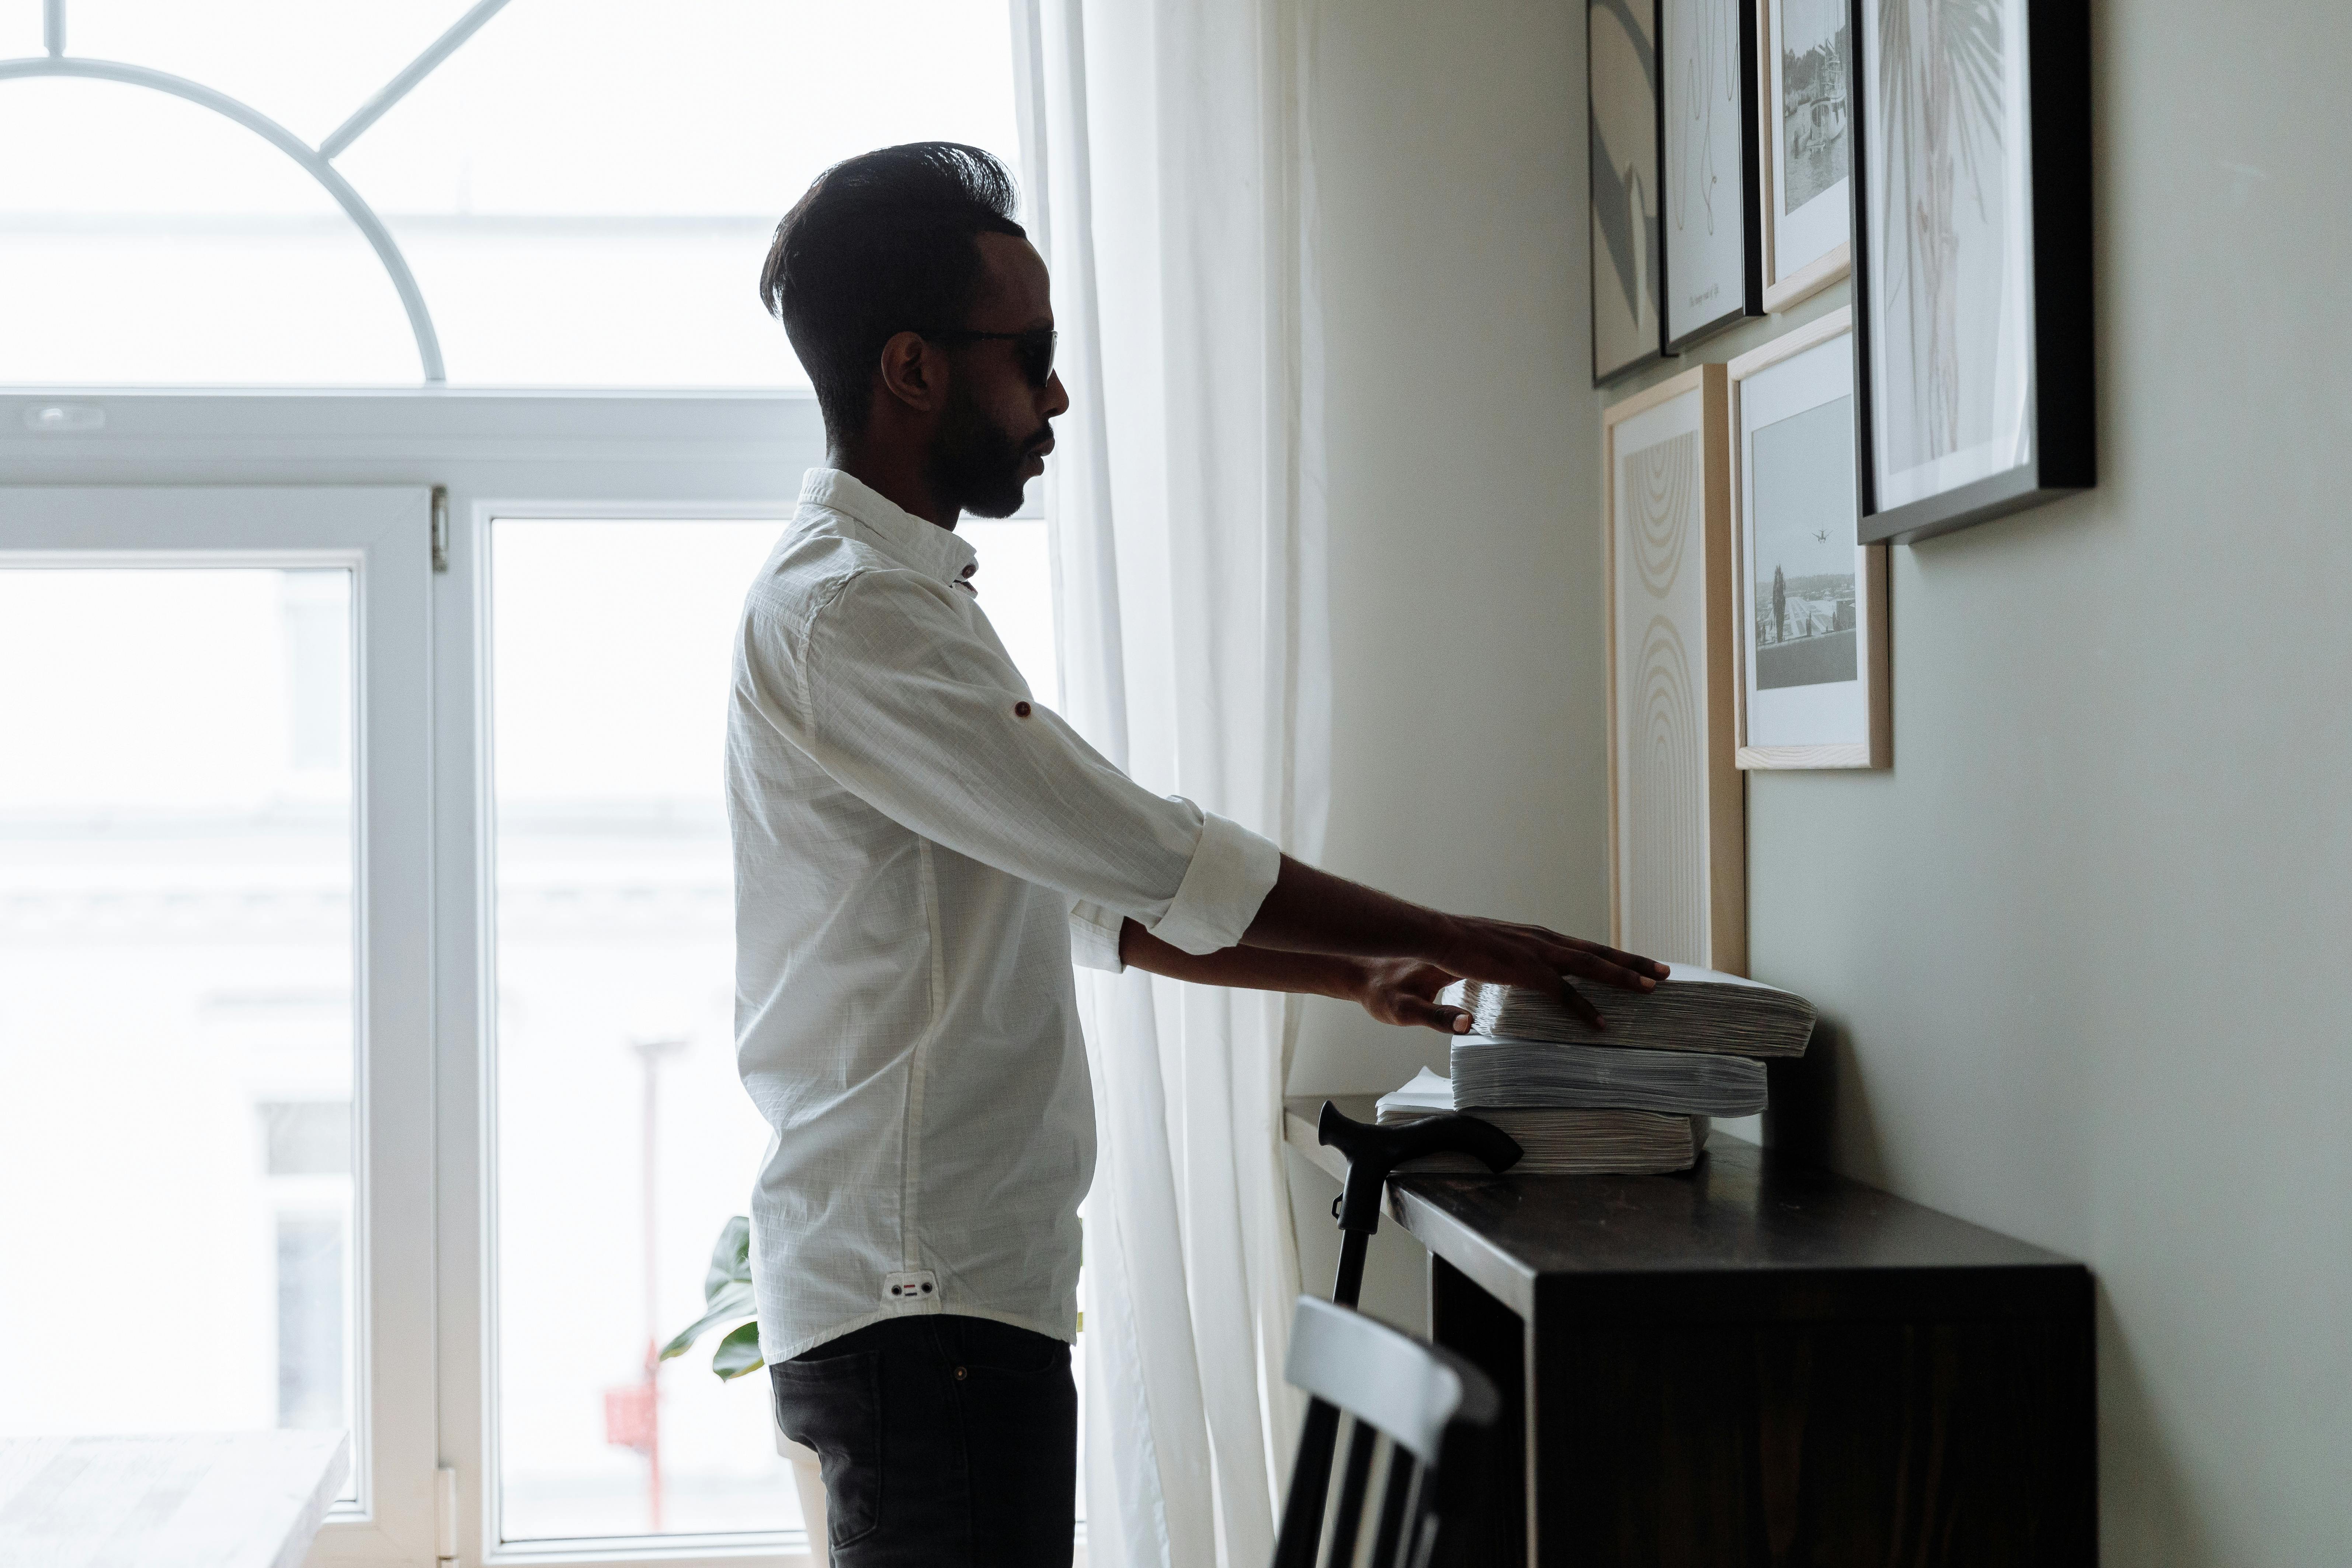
left=917, top=327, right=1058, bottom=389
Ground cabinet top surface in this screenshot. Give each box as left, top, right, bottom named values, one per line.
left=1286, top=1097, right=2080, bottom=1290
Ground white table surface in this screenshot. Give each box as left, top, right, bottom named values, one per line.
left=0, top=1431, right=349, bottom=1568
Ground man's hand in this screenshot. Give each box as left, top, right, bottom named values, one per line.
left=1241, top=855, right=1671, bottom=1031
left=1346, top=958, right=1474, bottom=1033
left=1428, top=917, right=1667, bottom=1031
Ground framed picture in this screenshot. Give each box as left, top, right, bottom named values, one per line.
left=1590, top=0, right=1666, bottom=383
left=1757, top=0, right=1852, bottom=310
left=1851, top=0, right=2093, bottom=543
left=1728, top=309, right=1890, bottom=769
left=1602, top=364, right=1747, bottom=972
left=1660, top=0, right=1762, bottom=350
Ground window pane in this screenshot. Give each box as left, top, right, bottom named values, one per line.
left=489, top=522, right=798, bottom=1543
left=0, top=8, right=39, bottom=56
left=0, top=80, right=420, bottom=383
left=6, top=0, right=1021, bottom=387
left=71, top=0, right=486, bottom=150
left=0, top=569, right=358, bottom=1495
left=343, top=0, right=1021, bottom=386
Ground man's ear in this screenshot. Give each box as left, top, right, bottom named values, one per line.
left=875, top=330, right=945, bottom=414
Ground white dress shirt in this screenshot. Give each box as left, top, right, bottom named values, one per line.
left=727, top=469, right=1283, bottom=1362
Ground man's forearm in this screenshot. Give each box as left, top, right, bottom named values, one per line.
left=1119, top=850, right=1666, bottom=1034
left=1238, top=854, right=1454, bottom=962
left=1116, top=917, right=1369, bottom=999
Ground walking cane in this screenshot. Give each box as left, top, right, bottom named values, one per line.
left=1274, top=1100, right=1522, bottom=1562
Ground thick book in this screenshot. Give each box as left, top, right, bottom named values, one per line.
left=1449, top=1033, right=1766, bottom=1117
left=1374, top=1068, right=1709, bottom=1175
left=1441, top=966, right=1816, bottom=1058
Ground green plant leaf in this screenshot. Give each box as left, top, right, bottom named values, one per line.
left=659, top=1281, right=755, bottom=1362
left=704, top=1215, right=753, bottom=1302
left=711, top=1320, right=765, bottom=1381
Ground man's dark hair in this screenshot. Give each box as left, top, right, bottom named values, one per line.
left=760, top=143, right=1026, bottom=439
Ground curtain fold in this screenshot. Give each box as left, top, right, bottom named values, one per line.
left=1011, top=0, right=1329, bottom=1561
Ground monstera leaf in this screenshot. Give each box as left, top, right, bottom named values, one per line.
left=659, top=1215, right=764, bottom=1380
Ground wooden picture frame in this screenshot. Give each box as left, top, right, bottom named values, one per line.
left=1728, top=308, right=1890, bottom=769
left=1756, top=0, right=1853, bottom=310
left=1660, top=0, right=1764, bottom=350
left=1850, top=0, right=2094, bottom=543
left=1590, top=0, right=1668, bottom=384
left=1602, top=364, right=1747, bottom=973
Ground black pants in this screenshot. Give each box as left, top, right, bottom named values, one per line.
left=770, top=1314, right=1076, bottom=1567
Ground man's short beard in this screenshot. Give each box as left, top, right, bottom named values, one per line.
left=927, top=381, right=1040, bottom=520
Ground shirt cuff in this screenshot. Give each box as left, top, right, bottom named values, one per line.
left=1145, top=809, right=1283, bottom=956
left=1067, top=898, right=1128, bottom=973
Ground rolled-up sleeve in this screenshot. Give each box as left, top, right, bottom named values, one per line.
left=744, top=567, right=1281, bottom=955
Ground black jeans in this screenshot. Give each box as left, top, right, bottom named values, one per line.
left=769, top=1314, right=1076, bottom=1567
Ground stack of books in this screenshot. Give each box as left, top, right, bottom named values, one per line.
left=1373, top=966, right=1815, bottom=1175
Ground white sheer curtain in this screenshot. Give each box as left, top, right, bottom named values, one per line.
left=1009, top=1, right=1330, bottom=1562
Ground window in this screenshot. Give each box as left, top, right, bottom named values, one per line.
left=0, top=488, right=437, bottom=1557
left=1, top=7, right=1047, bottom=1564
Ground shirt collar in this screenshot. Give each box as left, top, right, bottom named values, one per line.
left=799, top=468, right=980, bottom=589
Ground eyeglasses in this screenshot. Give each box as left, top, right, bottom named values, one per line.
left=916, top=327, right=1058, bottom=389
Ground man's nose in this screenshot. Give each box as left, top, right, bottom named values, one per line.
left=1042, top=370, right=1071, bottom=418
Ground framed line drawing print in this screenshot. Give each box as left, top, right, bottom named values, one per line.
left=1729, top=309, right=1890, bottom=769
left=1591, top=0, right=1667, bottom=383
left=1852, top=0, right=2094, bottom=543
left=1603, top=364, right=1747, bottom=973
left=1758, top=0, right=1853, bottom=309
left=1660, top=0, right=1762, bottom=350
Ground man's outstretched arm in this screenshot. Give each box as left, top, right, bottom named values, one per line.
left=1115, top=921, right=1474, bottom=1033
left=1118, top=854, right=1670, bottom=1032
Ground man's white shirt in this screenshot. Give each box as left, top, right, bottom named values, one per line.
left=727, top=468, right=1282, bottom=1362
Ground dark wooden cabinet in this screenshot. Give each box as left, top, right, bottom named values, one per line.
left=1288, top=1100, right=2096, bottom=1567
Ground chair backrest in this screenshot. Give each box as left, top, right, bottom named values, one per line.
left=1272, top=1297, right=1500, bottom=1568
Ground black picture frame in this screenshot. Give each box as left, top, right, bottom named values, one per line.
left=1659, top=0, right=1765, bottom=352
left=1590, top=0, right=1670, bottom=385
left=1848, top=0, right=2093, bottom=545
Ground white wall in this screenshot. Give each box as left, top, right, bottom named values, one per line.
left=1736, top=4, right=2352, bottom=1560
left=1291, top=0, right=2352, bottom=1561
left=1291, top=0, right=1608, bottom=1094
left=1284, top=0, right=1609, bottom=1335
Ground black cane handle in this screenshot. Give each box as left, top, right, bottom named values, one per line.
left=1317, top=1099, right=1522, bottom=1236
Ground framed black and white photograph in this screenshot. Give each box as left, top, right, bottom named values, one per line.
left=1590, top=0, right=1667, bottom=383
left=1851, top=0, right=2093, bottom=543
left=1728, top=309, right=1890, bottom=769
left=1660, top=0, right=1762, bottom=349
left=1757, top=0, right=1852, bottom=309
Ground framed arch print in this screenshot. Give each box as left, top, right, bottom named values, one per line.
left=1851, top=0, right=2094, bottom=543
left=1602, top=363, right=1747, bottom=973
left=1728, top=309, right=1890, bottom=769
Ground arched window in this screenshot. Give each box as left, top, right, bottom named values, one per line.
left=1, top=0, right=1019, bottom=386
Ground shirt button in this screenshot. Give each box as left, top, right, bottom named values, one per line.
left=1013, top=701, right=1032, bottom=718
left=954, top=1366, right=968, bottom=1381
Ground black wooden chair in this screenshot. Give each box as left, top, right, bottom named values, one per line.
left=1271, top=1296, right=1501, bottom=1568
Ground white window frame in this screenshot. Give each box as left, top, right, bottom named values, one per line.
left=0, top=481, right=438, bottom=1563
left=3, top=393, right=828, bottom=1567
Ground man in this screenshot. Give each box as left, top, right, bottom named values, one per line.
left=728, top=142, right=1665, bottom=1566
